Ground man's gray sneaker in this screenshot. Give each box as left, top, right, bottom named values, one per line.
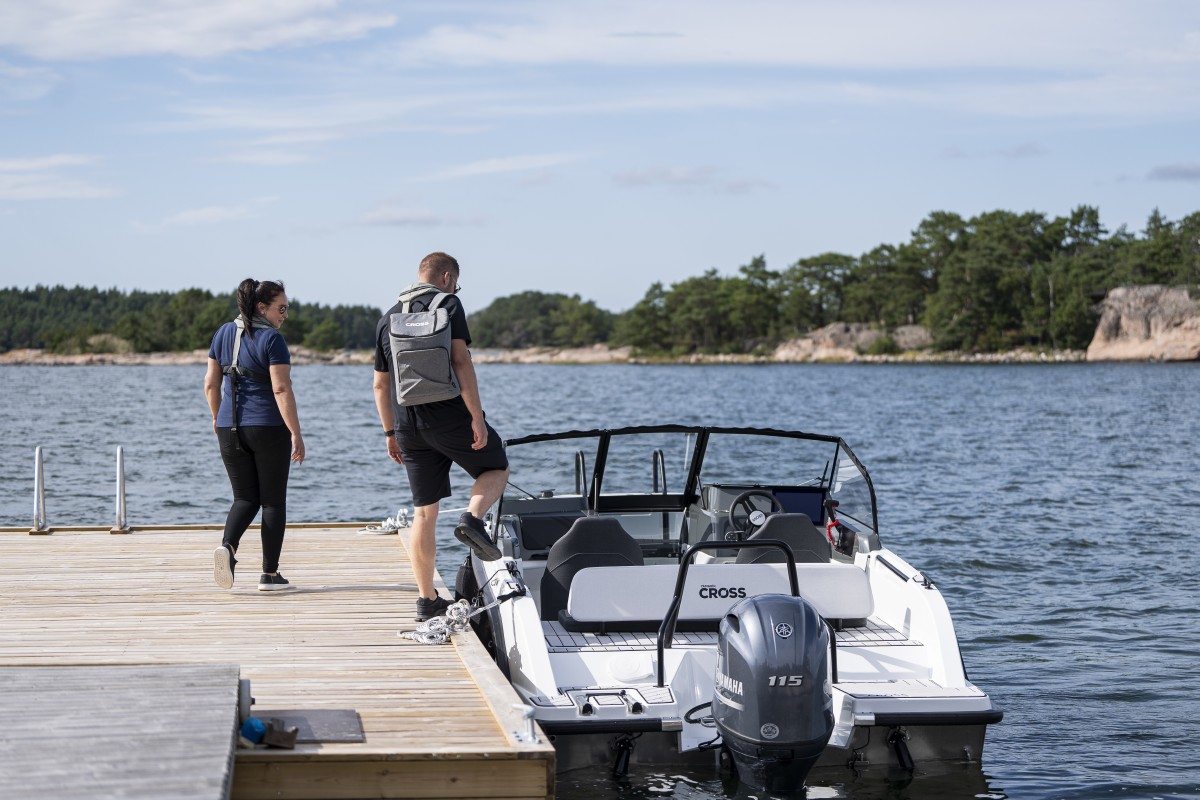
left=214, top=544, right=235, bottom=589
left=454, top=513, right=502, bottom=561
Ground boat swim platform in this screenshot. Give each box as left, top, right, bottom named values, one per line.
left=0, top=523, right=556, bottom=800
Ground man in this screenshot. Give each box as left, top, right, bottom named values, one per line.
left=373, top=252, right=510, bottom=621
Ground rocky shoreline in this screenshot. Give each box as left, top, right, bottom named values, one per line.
left=0, top=343, right=1087, bottom=366
left=4, top=285, right=1197, bottom=366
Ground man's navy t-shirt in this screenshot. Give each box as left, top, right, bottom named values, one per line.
left=375, top=291, right=471, bottom=431
left=209, top=321, right=291, bottom=427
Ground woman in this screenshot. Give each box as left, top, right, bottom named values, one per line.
left=204, top=278, right=305, bottom=591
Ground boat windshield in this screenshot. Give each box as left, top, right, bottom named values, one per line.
left=700, top=432, right=879, bottom=535
left=502, top=431, right=599, bottom=504
left=599, top=430, right=697, bottom=496
left=828, top=453, right=876, bottom=535
left=699, top=432, right=838, bottom=489
left=500, top=426, right=878, bottom=536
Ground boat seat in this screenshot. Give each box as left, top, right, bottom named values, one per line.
left=540, top=516, right=644, bottom=621
left=561, top=562, right=874, bottom=631
left=735, top=513, right=831, bottom=564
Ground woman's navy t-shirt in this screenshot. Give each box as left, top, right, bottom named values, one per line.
left=208, top=321, right=291, bottom=427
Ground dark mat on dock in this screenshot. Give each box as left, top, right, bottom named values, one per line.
left=251, top=709, right=365, bottom=743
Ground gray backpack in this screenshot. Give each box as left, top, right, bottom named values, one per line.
left=388, top=285, right=461, bottom=406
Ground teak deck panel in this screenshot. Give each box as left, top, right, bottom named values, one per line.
left=0, top=525, right=555, bottom=800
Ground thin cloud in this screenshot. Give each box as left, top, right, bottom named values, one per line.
left=606, top=31, right=685, bottom=40
left=362, top=204, right=484, bottom=227
left=215, top=129, right=343, bottom=166
left=152, top=96, right=491, bottom=168
left=0, top=58, right=60, bottom=102
left=720, top=177, right=777, bottom=195
left=997, top=142, right=1050, bottom=159
left=219, top=149, right=314, bottom=166
left=0, top=173, right=117, bottom=199
left=146, top=97, right=481, bottom=172
left=247, top=131, right=343, bottom=146
left=1147, top=163, right=1200, bottom=182
left=940, top=143, right=1050, bottom=160
left=0, top=154, right=113, bottom=199
left=425, top=153, right=581, bottom=180
left=615, top=166, right=775, bottom=194
left=0, top=154, right=98, bottom=171
left=178, top=67, right=233, bottom=85
left=615, top=166, right=716, bottom=187
left=0, top=1, right=397, bottom=60
left=386, top=2, right=1189, bottom=71
left=133, top=196, right=277, bottom=232
left=374, top=2, right=1200, bottom=120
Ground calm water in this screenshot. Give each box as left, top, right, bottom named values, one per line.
left=2, top=362, right=1199, bottom=800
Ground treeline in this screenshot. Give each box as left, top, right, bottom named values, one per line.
left=472, top=206, right=1200, bottom=354
left=0, top=286, right=381, bottom=353
left=5, top=206, right=1197, bottom=357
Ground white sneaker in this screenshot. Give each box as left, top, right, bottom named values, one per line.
left=214, top=544, right=235, bottom=589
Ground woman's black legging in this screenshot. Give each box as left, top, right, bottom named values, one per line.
left=217, top=425, right=292, bottom=573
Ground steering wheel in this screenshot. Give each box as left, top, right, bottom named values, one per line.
left=726, top=490, right=783, bottom=538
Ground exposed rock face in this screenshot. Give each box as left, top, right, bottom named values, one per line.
left=771, top=323, right=935, bottom=362
left=771, top=323, right=881, bottom=362
left=1086, top=286, right=1200, bottom=362
left=892, top=325, right=933, bottom=351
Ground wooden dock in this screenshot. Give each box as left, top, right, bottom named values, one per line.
left=0, top=524, right=555, bottom=800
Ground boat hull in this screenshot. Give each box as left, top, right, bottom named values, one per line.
left=543, top=721, right=993, bottom=774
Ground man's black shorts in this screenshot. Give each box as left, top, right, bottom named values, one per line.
left=397, top=413, right=508, bottom=507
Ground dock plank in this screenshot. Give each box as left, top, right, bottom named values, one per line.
left=0, top=526, right=554, bottom=800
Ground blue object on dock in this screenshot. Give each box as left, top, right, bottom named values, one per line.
left=241, top=717, right=266, bottom=744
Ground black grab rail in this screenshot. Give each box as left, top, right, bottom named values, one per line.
left=655, top=540, right=799, bottom=686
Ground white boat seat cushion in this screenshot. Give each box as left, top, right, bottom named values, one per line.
left=565, top=562, right=873, bottom=624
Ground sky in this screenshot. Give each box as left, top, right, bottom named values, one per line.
left=1, top=1, right=1198, bottom=313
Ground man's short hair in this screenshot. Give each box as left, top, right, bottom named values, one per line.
left=419, top=252, right=460, bottom=279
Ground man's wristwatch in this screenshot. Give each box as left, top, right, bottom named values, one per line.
left=384, top=429, right=395, bottom=437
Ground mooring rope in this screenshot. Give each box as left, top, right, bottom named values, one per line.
left=400, top=599, right=475, bottom=644
left=358, top=507, right=411, bottom=534
left=360, top=505, right=471, bottom=534
left=399, top=587, right=524, bottom=645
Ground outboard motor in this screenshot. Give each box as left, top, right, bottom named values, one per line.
left=712, top=593, right=834, bottom=793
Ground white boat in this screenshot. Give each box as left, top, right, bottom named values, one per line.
left=453, top=425, right=1002, bottom=791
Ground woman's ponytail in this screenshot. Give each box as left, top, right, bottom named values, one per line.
left=236, top=278, right=259, bottom=335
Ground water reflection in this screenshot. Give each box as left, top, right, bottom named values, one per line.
left=555, top=762, right=1003, bottom=799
